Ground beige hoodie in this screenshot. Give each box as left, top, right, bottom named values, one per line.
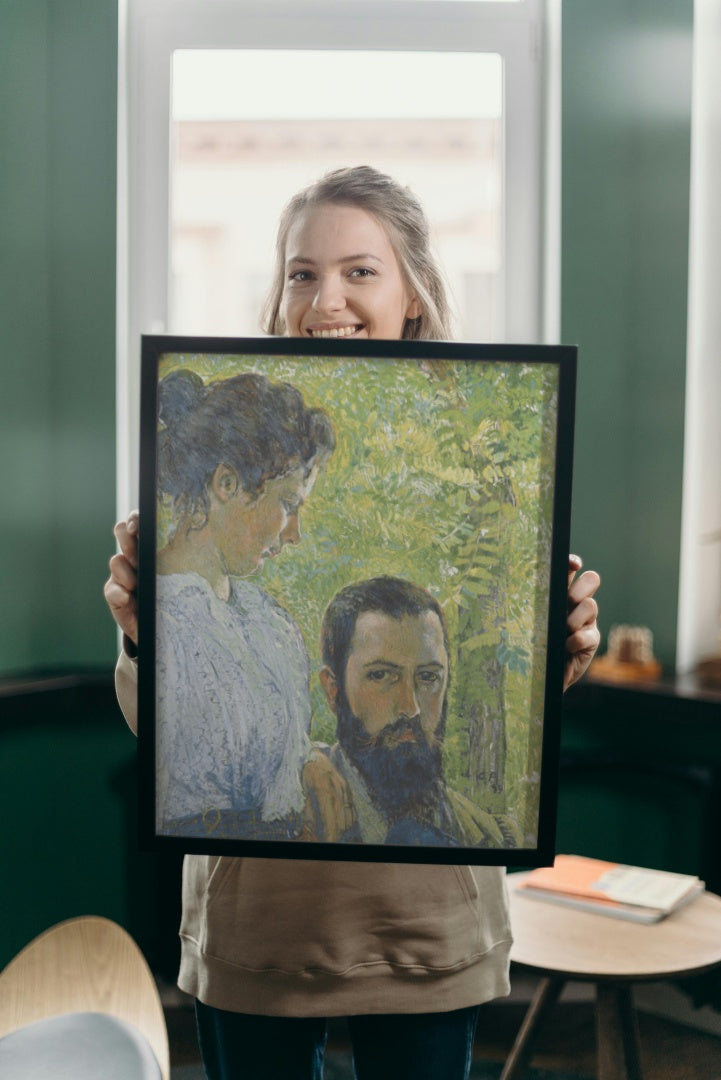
left=116, top=650, right=512, bottom=1016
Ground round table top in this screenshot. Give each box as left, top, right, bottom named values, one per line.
left=508, top=872, right=721, bottom=981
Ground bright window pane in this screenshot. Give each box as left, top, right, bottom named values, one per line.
left=170, top=49, right=503, bottom=340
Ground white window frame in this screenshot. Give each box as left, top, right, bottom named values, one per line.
left=116, top=0, right=559, bottom=512
left=676, top=0, right=721, bottom=674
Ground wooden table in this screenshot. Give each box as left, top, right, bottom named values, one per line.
left=502, top=874, right=721, bottom=1080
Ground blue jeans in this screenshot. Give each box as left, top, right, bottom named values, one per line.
left=195, top=1000, right=481, bottom=1080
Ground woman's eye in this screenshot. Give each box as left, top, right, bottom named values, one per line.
left=288, top=270, right=313, bottom=283
left=349, top=267, right=375, bottom=279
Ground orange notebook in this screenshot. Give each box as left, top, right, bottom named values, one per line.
left=516, top=854, right=704, bottom=923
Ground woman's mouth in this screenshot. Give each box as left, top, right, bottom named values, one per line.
left=307, top=324, right=363, bottom=339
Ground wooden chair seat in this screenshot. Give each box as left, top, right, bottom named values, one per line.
left=0, top=916, right=169, bottom=1079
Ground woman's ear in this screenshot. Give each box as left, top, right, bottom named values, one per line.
left=319, top=667, right=339, bottom=715
left=211, top=463, right=239, bottom=503
left=406, top=296, right=422, bottom=320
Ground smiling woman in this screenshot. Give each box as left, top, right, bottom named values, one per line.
left=107, top=139, right=597, bottom=1079
left=263, top=166, right=451, bottom=341
left=281, top=204, right=422, bottom=341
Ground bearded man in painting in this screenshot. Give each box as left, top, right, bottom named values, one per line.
left=312, top=576, right=521, bottom=848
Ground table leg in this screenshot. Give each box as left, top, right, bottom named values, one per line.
left=596, top=982, right=643, bottom=1080
left=499, top=976, right=565, bottom=1080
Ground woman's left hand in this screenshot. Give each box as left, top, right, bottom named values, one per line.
left=564, top=554, right=601, bottom=691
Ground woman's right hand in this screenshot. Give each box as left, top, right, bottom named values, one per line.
left=104, top=510, right=140, bottom=646
left=300, top=749, right=355, bottom=843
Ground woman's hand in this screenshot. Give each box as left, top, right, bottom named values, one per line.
left=103, top=510, right=140, bottom=647
left=300, top=749, right=355, bottom=843
left=564, top=554, right=601, bottom=691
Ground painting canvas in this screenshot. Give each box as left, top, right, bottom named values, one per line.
left=137, top=335, right=576, bottom=865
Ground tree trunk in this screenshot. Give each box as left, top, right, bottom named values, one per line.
left=466, top=652, right=507, bottom=801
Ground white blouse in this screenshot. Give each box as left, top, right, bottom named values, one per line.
left=155, top=572, right=312, bottom=829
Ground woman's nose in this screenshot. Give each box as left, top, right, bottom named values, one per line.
left=280, top=512, right=301, bottom=547
left=312, top=274, right=345, bottom=314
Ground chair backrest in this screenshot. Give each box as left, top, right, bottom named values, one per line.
left=0, top=915, right=170, bottom=1080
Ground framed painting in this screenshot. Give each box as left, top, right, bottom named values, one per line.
left=137, top=335, right=576, bottom=865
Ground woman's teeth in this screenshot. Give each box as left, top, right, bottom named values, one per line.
left=310, top=325, right=359, bottom=338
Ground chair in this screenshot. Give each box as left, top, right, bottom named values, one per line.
left=0, top=915, right=170, bottom=1079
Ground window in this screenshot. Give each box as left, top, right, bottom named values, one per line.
left=169, top=49, right=503, bottom=340
left=117, top=0, right=557, bottom=509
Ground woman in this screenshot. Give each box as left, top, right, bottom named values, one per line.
left=106, top=165, right=601, bottom=1079
left=152, top=368, right=335, bottom=839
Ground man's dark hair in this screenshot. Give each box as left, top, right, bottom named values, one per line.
left=320, top=576, right=449, bottom=689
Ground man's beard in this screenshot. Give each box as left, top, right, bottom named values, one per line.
left=337, top=695, right=445, bottom=824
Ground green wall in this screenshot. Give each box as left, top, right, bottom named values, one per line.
left=0, top=0, right=118, bottom=675
left=0, top=0, right=131, bottom=967
left=562, top=0, right=693, bottom=670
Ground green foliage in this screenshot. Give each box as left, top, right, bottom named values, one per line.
left=156, top=351, right=559, bottom=840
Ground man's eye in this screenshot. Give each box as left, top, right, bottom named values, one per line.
left=418, top=670, right=441, bottom=684
left=367, top=669, right=390, bottom=682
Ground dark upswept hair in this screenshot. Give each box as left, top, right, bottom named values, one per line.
left=262, top=165, right=454, bottom=341
left=157, top=368, right=335, bottom=521
left=320, top=576, right=450, bottom=690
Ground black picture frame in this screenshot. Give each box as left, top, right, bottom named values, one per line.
left=138, top=335, right=576, bottom=865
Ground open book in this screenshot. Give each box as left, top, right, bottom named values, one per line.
left=516, top=854, right=705, bottom=923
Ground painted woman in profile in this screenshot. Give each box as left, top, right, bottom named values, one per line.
left=153, top=367, right=344, bottom=840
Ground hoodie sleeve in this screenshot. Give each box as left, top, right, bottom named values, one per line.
left=115, top=643, right=139, bottom=736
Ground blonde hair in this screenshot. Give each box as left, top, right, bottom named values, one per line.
left=262, top=166, right=454, bottom=341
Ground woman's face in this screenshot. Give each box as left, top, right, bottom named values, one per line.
left=211, top=464, right=318, bottom=578
left=280, top=203, right=421, bottom=341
